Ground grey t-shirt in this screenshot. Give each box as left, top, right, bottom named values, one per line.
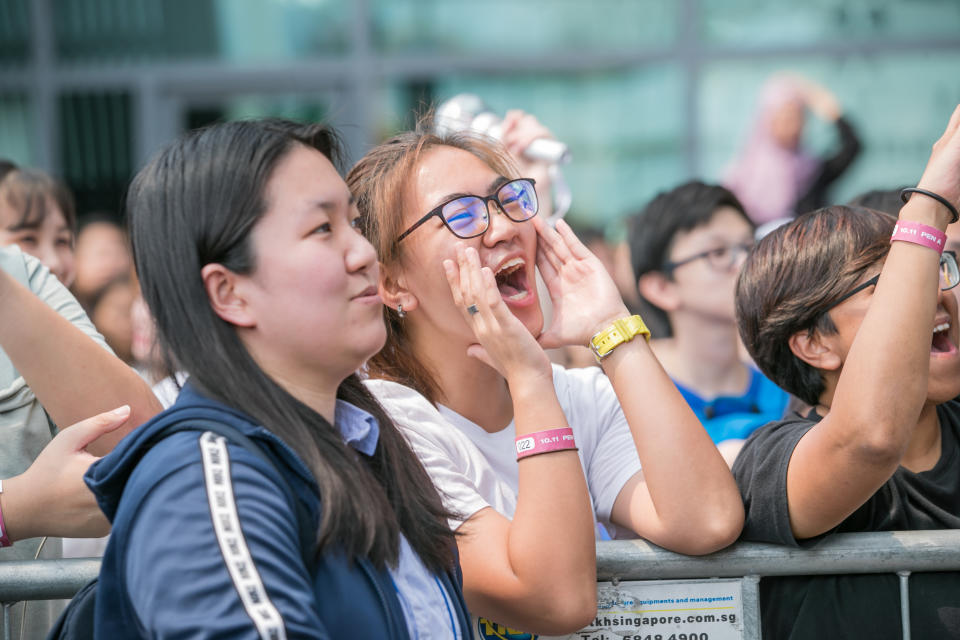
left=0, top=245, right=109, bottom=639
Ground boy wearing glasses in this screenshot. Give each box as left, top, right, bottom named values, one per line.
left=627, top=181, right=789, bottom=463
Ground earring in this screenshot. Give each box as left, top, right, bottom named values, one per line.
left=397, top=304, right=406, bottom=318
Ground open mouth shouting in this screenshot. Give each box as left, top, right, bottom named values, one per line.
left=494, top=257, right=535, bottom=307
left=931, top=318, right=958, bottom=357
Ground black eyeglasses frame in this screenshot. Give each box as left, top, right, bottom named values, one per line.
left=397, top=178, right=538, bottom=242
left=661, top=241, right=755, bottom=275
left=827, top=250, right=960, bottom=311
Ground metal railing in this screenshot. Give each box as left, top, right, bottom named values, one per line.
left=2, top=530, right=959, bottom=640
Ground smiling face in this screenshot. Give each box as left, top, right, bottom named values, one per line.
left=390, top=145, right=542, bottom=346
left=235, top=144, right=385, bottom=387
left=0, top=195, right=75, bottom=286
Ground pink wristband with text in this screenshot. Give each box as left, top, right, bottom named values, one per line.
left=516, top=427, right=577, bottom=460
left=891, top=220, right=946, bottom=255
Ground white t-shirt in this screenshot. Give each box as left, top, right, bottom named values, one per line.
left=365, top=364, right=642, bottom=539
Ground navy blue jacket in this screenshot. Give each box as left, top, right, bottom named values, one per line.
left=86, top=383, right=471, bottom=639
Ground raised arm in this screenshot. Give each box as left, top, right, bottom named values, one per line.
left=0, top=257, right=162, bottom=454
left=785, top=105, right=960, bottom=539
left=535, top=216, right=744, bottom=554
left=499, top=110, right=556, bottom=220
left=443, top=244, right=597, bottom=634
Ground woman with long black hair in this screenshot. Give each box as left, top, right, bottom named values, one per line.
left=85, top=119, right=470, bottom=638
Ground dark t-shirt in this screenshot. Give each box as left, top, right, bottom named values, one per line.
left=733, top=402, right=960, bottom=639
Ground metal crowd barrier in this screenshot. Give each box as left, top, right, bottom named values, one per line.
left=2, top=530, right=959, bottom=640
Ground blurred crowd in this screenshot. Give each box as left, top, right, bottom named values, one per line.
left=2, top=73, right=960, bottom=640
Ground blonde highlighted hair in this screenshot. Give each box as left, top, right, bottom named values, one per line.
left=346, top=116, right=518, bottom=404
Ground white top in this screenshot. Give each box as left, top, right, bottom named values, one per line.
left=365, top=364, right=642, bottom=539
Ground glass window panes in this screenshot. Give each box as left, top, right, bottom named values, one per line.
left=699, top=52, right=960, bottom=206
left=212, top=0, right=349, bottom=61
left=372, top=0, right=677, bottom=54
left=701, top=0, right=960, bottom=47
left=374, top=67, right=686, bottom=229
left=0, top=94, right=35, bottom=166
left=0, top=0, right=30, bottom=67
left=54, top=0, right=218, bottom=63
left=51, top=0, right=348, bottom=64
left=58, top=90, right=133, bottom=215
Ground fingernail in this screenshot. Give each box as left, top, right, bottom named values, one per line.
left=111, top=405, right=131, bottom=417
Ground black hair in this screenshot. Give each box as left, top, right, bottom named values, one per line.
left=846, top=187, right=908, bottom=217
left=127, top=119, right=455, bottom=572
left=0, top=159, right=17, bottom=182
left=735, top=205, right=895, bottom=406
left=626, top=181, right=752, bottom=336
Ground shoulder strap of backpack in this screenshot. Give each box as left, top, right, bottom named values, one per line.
left=148, top=419, right=316, bottom=570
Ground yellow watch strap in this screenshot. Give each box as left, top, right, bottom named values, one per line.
left=589, top=315, right=651, bottom=362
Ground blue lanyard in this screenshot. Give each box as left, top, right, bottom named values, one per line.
left=434, top=574, right=459, bottom=639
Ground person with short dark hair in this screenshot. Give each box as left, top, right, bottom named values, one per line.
left=628, top=181, right=789, bottom=462
left=847, top=187, right=907, bottom=216
left=732, top=105, right=960, bottom=639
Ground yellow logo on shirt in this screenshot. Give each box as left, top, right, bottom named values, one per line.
left=476, top=617, right=538, bottom=640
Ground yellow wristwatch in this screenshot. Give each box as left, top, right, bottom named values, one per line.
left=589, top=315, right=651, bottom=363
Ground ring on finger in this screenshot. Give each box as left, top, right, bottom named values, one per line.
left=466, top=304, right=479, bottom=316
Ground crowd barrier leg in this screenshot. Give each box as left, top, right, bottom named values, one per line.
left=898, top=570, right=911, bottom=640
left=741, top=574, right=761, bottom=640
left=3, top=601, right=12, bottom=640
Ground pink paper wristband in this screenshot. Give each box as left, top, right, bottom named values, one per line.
left=516, top=427, right=577, bottom=460
left=890, top=220, right=946, bottom=255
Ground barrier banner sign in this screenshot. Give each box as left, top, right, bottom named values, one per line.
left=563, top=578, right=744, bottom=640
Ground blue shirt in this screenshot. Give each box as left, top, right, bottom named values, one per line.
left=87, top=382, right=471, bottom=639
left=674, top=368, right=789, bottom=444
left=335, top=400, right=462, bottom=640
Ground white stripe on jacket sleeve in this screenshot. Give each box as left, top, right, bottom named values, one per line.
left=200, top=431, right=288, bottom=640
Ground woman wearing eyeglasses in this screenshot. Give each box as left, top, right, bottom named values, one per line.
left=732, top=105, right=960, bottom=639
left=347, top=115, right=744, bottom=637
left=628, top=181, right=790, bottom=465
